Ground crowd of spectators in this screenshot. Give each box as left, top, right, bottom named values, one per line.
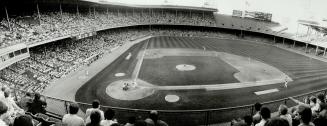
left=1, top=8, right=326, bottom=125
left=0, top=8, right=215, bottom=48
left=0, top=92, right=168, bottom=126
left=3, top=90, right=327, bottom=126
left=232, top=93, right=327, bottom=126
left=0, top=86, right=50, bottom=126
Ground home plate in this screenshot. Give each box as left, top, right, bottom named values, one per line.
left=254, top=88, right=279, bottom=95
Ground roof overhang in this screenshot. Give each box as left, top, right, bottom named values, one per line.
left=86, top=0, right=218, bottom=12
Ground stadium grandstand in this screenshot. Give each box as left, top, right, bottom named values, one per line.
left=1, top=0, right=327, bottom=126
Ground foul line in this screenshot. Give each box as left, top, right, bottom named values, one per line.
left=132, top=39, right=149, bottom=82
left=254, top=88, right=279, bottom=95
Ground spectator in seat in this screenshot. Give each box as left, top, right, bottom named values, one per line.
left=125, top=116, right=136, bottom=126
left=255, top=107, right=271, bottom=126
left=13, top=114, right=34, bottom=126
left=309, top=96, right=319, bottom=115
left=297, top=104, right=315, bottom=126
left=253, top=102, right=262, bottom=125
left=243, top=115, right=253, bottom=126
left=0, top=87, right=6, bottom=100
left=86, top=111, right=102, bottom=126
left=145, top=110, right=168, bottom=126
left=62, top=103, right=85, bottom=126
left=232, top=115, right=253, bottom=126
left=18, top=92, right=33, bottom=111
left=0, top=100, right=8, bottom=126
left=278, top=104, right=292, bottom=126
left=317, top=94, right=325, bottom=104
left=28, top=93, right=47, bottom=114
left=264, top=117, right=289, bottom=126
left=100, top=108, right=117, bottom=126
left=313, top=104, right=327, bottom=126
left=85, top=100, right=104, bottom=124
left=317, top=94, right=326, bottom=112
left=135, top=120, right=147, bottom=126
left=2, top=89, right=24, bottom=117
left=111, top=123, right=120, bottom=126
left=291, top=107, right=300, bottom=126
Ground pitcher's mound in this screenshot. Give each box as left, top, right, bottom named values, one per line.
left=176, top=64, right=196, bottom=71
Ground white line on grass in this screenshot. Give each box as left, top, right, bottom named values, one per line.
left=133, top=39, right=149, bottom=82
left=254, top=88, right=279, bottom=95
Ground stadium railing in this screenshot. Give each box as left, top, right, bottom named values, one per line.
left=11, top=86, right=327, bottom=126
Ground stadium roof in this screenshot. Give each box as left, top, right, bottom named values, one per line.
left=305, top=24, right=327, bottom=34
left=1, top=0, right=217, bottom=12
left=298, top=20, right=327, bottom=34
left=297, top=20, right=319, bottom=25
left=85, top=0, right=218, bottom=12
left=270, top=26, right=288, bottom=33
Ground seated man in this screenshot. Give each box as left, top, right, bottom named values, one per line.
left=63, top=103, right=85, bottom=126
left=28, top=93, right=47, bottom=115
left=85, top=100, right=104, bottom=124
left=0, top=100, right=8, bottom=126
left=145, top=110, right=168, bottom=126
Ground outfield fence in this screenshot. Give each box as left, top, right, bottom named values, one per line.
left=11, top=87, right=327, bottom=126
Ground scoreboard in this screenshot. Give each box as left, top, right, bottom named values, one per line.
left=244, top=11, right=272, bottom=22
left=232, top=10, right=243, bottom=17
left=232, top=10, right=272, bottom=22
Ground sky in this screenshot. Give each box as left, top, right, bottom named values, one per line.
left=97, top=0, right=327, bottom=34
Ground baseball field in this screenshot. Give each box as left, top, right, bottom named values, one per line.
left=65, top=36, right=327, bottom=124
left=75, top=36, right=327, bottom=109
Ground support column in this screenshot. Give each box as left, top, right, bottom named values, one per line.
left=36, top=3, right=41, bottom=25
left=89, top=7, right=91, bottom=16
left=76, top=5, right=79, bottom=16
left=106, top=8, right=109, bottom=19
left=132, top=8, right=134, bottom=17
left=4, top=6, right=11, bottom=31
left=316, top=46, right=319, bottom=55
left=161, top=9, right=163, bottom=16
left=305, top=43, right=308, bottom=53
left=323, top=48, right=326, bottom=56
left=202, top=11, right=204, bottom=19
left=274, top=36, right=276, bottom=43
left=125, top=8, right=127, bottom=16
left=293, top=40, right=296, bottom=48
left=59, top=3, right=63, bottom=17
left=93, top=7, right=96, bottom=19
left=282, top=38, right=285, bottom=45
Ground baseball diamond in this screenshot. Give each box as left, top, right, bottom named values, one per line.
left=75, top=36, right=327, bottom=111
